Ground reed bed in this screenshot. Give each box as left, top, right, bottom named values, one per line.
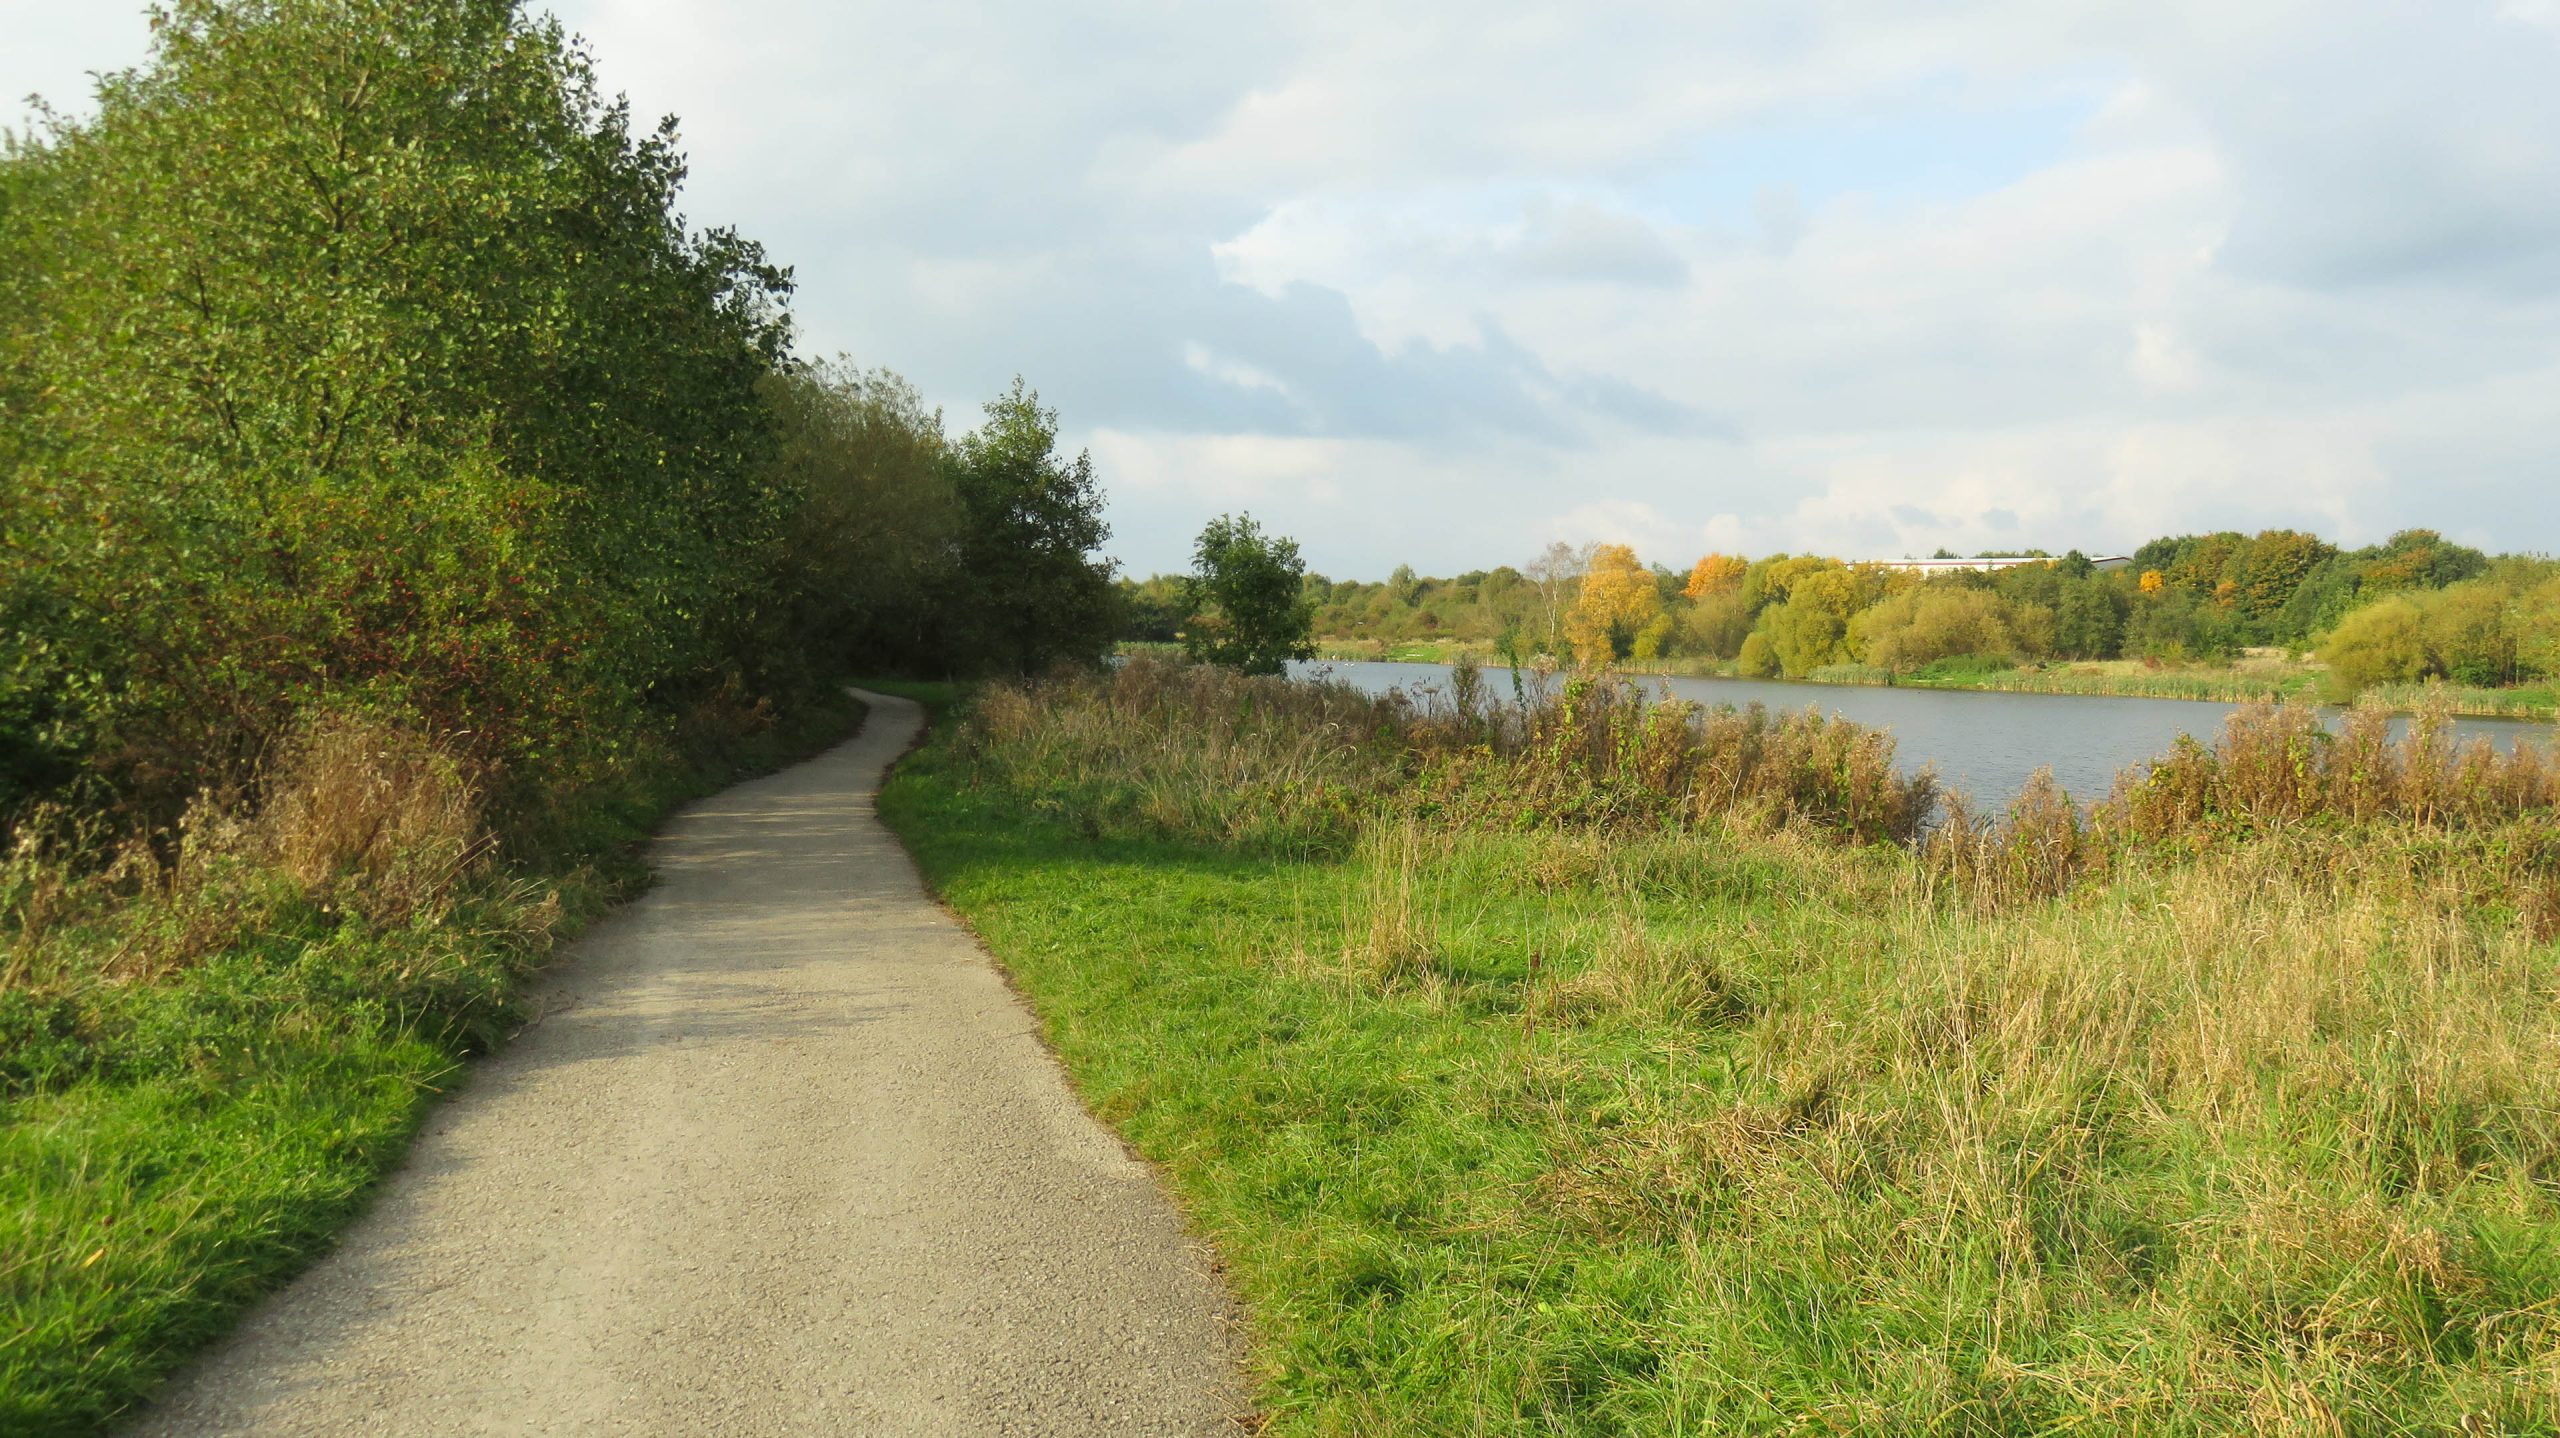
left=962, top=655, right=1937, bottom=852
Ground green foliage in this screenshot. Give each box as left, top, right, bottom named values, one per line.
left=1115, top=574, right=1189, bottom=644
left=754, top=361, right=960, bottom=677
left=938, top=380, right=1118, bottom=675
left=1848, top=584, right=2027, bottom=674
left=1180, top=514, right=1316, bottom=675
left=0, top=3, right=1133, bottom=1427
left=1680, top=591, right=1752, bottom=660
left=2050, top=573, right=2129, bottom=657
left=2420, top=581, right=2521, bottom=686
left=2321, top=598, right=2429, bottom=694
left=1, top=0, right=793, bottom=816
left=2126, top=586, right=2242, bottom=662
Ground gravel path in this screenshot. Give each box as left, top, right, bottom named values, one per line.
left=130, top=692, right=1247, bottom=1436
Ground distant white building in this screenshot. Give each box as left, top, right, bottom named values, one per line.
left=1864, top=554, right=2133, bottom=575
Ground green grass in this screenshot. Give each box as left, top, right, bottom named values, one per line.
left=0, top=689, right=867, bottom=1436
left=881, top=681, right=2560, bottom=1436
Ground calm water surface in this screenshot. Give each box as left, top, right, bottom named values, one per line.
left=1292, top=659, right=2554, bottom=806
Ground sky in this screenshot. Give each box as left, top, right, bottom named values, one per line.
left=9, top=2, right=2560, bottom=579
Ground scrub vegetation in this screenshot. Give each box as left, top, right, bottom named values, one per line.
left=0, top=3, right=1113, bottom=1430
left=885, top=656, right=2560, bottom=1435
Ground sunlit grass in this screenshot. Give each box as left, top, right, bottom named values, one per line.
left=885, top=667, right=2560, bottom=1435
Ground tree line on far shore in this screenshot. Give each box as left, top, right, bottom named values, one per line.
left=1126, top=528, right=2559, bottom=695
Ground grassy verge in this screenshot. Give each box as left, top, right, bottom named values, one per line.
left=0, top=689, right=867, bottom=1436
left=881, top=663, right=2560, bottom=1435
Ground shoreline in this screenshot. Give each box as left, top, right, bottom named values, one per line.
left=1293, top=640, right=2558, bottom=721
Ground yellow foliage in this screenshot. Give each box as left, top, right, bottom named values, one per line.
left=2139, top=569, right=2166, bottom=595
left=1566, top=544, right=1660, bottom=666
left=1682, top=553, right=1746, bottom=600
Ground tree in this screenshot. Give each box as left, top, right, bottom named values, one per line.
left=2051, top=575, right=2129, bottom=659
left=1683, top=553, right=1747, bottom=600
left=2418, top=582, right=2516, bottom=686
left=2516, top=575, right=2560, bottom=683
left=1114, top=574, right=1187, bottom=644
left=1525, top=541, right=1594, bottom=654
left=1565, top=544, right=1659, bottom=665
left=2231, top=529, right=2334, bottom=635
left=0, top=0, right=794, bottom=809
left=942, top=379, right=1117, bottom=674
left=1683, top=591, right=1753, bottom=659
left=2360, top=529, right=2489, bottom=592
left=2126, top=586, right=2240, bottom=661
left=1763, top=567, right=1861, bottom=676
left=1849, top=585, right=2026, bottom=673
left=758, top=361, right=958, bottom=676
left=2322, top=597, right=2428, bottom=694
left=1180, top=514, right=1314, bottom=675
left=1737, top=631, right=1779, bottom=676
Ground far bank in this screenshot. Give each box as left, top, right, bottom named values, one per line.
left=1281, top=638, right=2560, bottom=721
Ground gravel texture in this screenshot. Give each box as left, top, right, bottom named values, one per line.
left=129, top=691, right=1247, bottom=1436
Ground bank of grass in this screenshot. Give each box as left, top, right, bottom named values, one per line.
left=0, top=689, right=865, bottom=1437
left=884, top=659, right=2560, bottom=1435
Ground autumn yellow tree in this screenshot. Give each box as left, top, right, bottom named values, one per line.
left=1682, top=552, right=1747, bottom=600
left=1566, top=543, right=1660, bottom=665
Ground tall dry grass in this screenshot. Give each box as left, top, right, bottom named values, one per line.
left=1426, top=823, right=2560, bottom=1426
left=1929, top=697, right=2560, bottom=912
left=4, top=711, right=501, bottom=997
left=961, top=656, right=1938, bottom=851
left=246, top=714, right=487, bottom=925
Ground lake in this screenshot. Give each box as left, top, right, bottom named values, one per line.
left=1292, top=659, right=2554, bottom=807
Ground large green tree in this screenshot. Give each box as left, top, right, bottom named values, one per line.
left=940, top=379, right=1117, bottom=674
left=0, top=0, right=792, bottom=812
left=755, top=360, right=959, bottom=677
left=1180, top=514, right=1316, bottom=675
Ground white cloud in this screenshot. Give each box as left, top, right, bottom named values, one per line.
left=8, top=0, right=2558, bottom=576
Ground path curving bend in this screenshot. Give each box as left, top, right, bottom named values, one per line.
left=130, top=691, right=1246, bottom=1437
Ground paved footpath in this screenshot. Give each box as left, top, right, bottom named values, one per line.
left=131, top=692, right=1246, bottom=1437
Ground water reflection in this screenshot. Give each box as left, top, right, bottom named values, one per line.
left=1292, top=659, right=2552, bottom=806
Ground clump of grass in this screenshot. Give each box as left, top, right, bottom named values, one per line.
left=248, top=712, right=487, bottom=926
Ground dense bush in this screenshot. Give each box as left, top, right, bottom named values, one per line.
left=1848, top=585, right=2030, bottom=674
left=2322, top=598, right=2430, bottom=691
left=0, top=0, right=1121, bottom=836
left=0, top=0, right=796, bottom=823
